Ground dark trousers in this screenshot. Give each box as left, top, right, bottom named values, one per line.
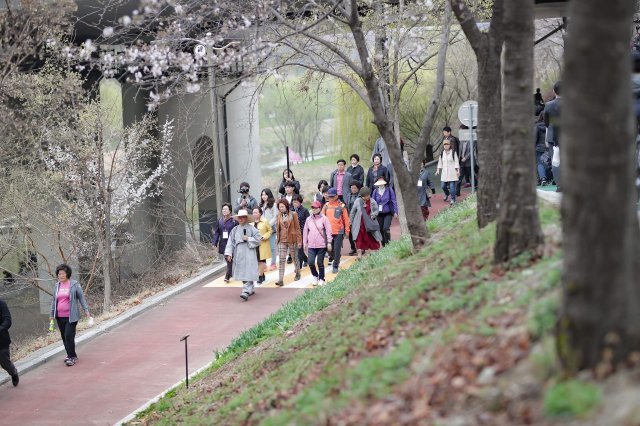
left=421, top=206, right=430, bottom=220
left=377, top=212, right=393, bottom=246
left=308, top=247, right=327, bottom=280
left=348, top=231, right=356, bottom=252
left=457, top=165, right=473, bottom=194
left=56, top=317, right=78, bottom=358
left=298, top=245, right=308, bottom=267
left=0, top=346, right=17, bottom=377
left=332, top=233, right=345, bottom=268
left=225, top=258, right=233, bottom=280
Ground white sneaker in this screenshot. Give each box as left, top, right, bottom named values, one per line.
left=318, top=279, right=325, bottom=286
left=312, top=276, right=319, bottom=286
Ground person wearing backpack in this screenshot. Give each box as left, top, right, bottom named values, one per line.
left=436, top=139, right=460, bottom=204
left=303, top=200, right=333, bottom=286
left=322, top=188, right=350, bottom=274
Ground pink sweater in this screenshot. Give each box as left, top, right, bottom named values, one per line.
left=303, top=214, right=333, bottom=249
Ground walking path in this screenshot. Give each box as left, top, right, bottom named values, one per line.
left=0, top=190, right=469, bottom=425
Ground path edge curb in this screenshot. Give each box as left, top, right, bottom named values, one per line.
left=0, top=263, right=226, bottom=386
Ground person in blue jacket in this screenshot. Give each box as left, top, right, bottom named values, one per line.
left=371, top=177, right=398, bottom=246
left=212, top=203, right=238, bottom=282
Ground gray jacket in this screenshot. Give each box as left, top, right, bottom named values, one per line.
left=544, top=97, right=561, bottom=147
left=330, top=170, right=353, bottom=198
left=50, top=279, right=90, bottom=323
left=349, top=197, right=382, bottom=242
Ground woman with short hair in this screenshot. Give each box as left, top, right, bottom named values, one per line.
left=50, top=264, right=91, bottom=366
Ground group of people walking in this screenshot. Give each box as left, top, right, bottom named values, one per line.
left=212, top=152, right=419, bottom=301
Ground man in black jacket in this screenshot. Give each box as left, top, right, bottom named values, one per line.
left=544, top=81, right=562, bottom=192
left=0, top=298, right=19, bottom=387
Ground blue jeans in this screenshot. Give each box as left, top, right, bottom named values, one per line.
left=535, top=151, right=548, bottom=182
left=441, top=181, right=456, bottom=202
left=307, top=247, right=327, bottom=280
left=269, top=232, right=277, bottom=264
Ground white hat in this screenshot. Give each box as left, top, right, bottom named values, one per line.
left=374, top=177, right=387, bottom=186
left=235, top=209, right=249, bottom=218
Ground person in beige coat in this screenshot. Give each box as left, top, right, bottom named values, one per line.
left=436, top=140, right=460, bottom=204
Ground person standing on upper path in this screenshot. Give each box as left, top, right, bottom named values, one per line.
left=322, top=187, right=351, bottom=274
left=0, top=298, right=19, bottom=386
left=260, top=188, right=279, bottom=271
left=212, top=202, right=238, bottom=282
left=365, top=153, right=390, bottom=189
left=234, top=182, right=258, bottom=213
left=275, top=199, right=302, bottom=286
left=291, top=194, right=310, bottom=269
left=417, top=159, right=436, bottom=220
left=303, top=200, right=333, bottom=287
left=346, top=154, right=365, bottom=187
left=50, top=264, right=91, bottom=367
left=456, top=136, right=476, bottom=196
left=315, top=179, right=329, bottom=207
left=278, top=169, right=300, bottom=196
left=441, top=126, right=460, bottom=159
left=436, top=139, right=460, bottom=205
left=330, top=159, right=353, bottom=203
left=225, top=209, right=261, bottom=301
left=345, top=180, right=362, bottom=256
left=372, top=177, right=398, bottom=247
left=252, top=207, right=272, bottom=285
left=350, top=186, right=381, bottom=259
left=544, top=81, right=562, bottom=192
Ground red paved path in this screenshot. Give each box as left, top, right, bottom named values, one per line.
left=0, top=189, right=469, bottom=425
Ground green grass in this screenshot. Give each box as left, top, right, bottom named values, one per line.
left=133, top=198, right=565, bottom=425
left=543, top=380, right=602, bottom=417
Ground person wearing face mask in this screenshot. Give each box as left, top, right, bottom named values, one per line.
left=303, top=200, right=333, bottom=286
left=366, top=153, right=390, bottom=189
left=436, top=139, right=461, bottom=204
left=212, top=202, right=238, bottom=282
left=349, top=186, right=381, bottom=259
left=275, top=199, right=302, bottom=286
left=224, top=209, right=262, bottom=301
left=371, top=177, right=398, bottom=247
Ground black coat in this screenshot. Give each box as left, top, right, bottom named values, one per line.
left=534, top=122, right=547, bottom=153
left=346, top=164, right=365, bottom=186
left=366, top=165, right=390, bottom=189
left=0, top=299, right=12, bottom=348
left=544, top=97, right=561, bottom=147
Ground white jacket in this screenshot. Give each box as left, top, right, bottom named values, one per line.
left=437, top=150, right=460, bottom=182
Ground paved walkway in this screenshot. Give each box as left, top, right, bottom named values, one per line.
left=0, top=190, right=469, bottom=425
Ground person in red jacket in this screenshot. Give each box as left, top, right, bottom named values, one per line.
left=321, top=188, right=350, bottom=274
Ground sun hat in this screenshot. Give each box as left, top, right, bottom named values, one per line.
left=327, top=188, right=338, bottom=197
left=235, top=209, right=249, bottom=218
left=374, top=177, right=387, bottom=186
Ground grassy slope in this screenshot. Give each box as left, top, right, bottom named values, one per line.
left=134, top=199, right=614, bottom=425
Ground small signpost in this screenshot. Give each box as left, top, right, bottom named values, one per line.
left=180, top=334, right=190, bottom=388
left=457, top=100, right=478, bottom=193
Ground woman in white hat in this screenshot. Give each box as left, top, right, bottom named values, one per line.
left=371, top=177, right=398, bottom=246
left=224, top=209, right=262, bottom=300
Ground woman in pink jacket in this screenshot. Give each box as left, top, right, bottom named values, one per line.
left=302, top=200, right=333, bottom=286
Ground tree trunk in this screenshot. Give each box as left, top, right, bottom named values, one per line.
left=494, top=0, right=544, bottom=263
left=557, top=0, right=640, bottom=372
left=451, top=0, right=504, bottom=228
left=349, top=0, right=429, bottom=250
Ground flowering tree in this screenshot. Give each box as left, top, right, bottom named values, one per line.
left=77, top=0, right=453, bottom=250
left=10, top=69, right=174, bottom=312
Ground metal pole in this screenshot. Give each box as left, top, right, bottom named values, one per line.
left=469, top=104, right=476, bottom=193
left=208, top=47, right=223, bottom=214
left=286, top=145, right=290, bottom=173
left=180, top=334, right=190, bottom=388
